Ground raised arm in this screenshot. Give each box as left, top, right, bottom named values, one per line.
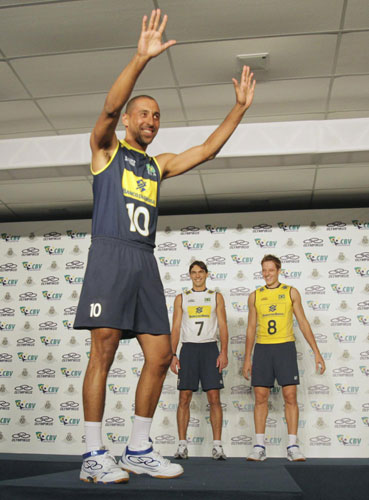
left=215, top=292, right=229, bottom=373
left=90, top=9, right=176, bottom=172
left=242, top=292, right=257, bottom=380
left=291, top=287, right=326, bottom=374
left=170, top=294, right=183, bottom=375
left=158, top=65, right=256, bottom=179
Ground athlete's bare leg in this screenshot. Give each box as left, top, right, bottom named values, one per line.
left=83, top=328, right=121, bottom=421
left=177, top=390, right=192, bottom=440
left=207, top=389, right=222, bottom=441
left=282, top=385, right=298, bottom=435
left=253, top=386, right=270, bottom=434
left=135, top=333, right=172, bottom=417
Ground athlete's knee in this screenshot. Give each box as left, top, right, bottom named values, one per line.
left=254, top=390, right=269, bottom=406
left=89, top=329, right=120, bottom=370
left=283, top=391, right=297, bottom=406
left=179, top=391, right=192, bottom=408
left=207, top=390, right=221, bottom=407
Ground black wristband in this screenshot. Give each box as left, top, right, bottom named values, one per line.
left=172, top=354, right=177, bottom=357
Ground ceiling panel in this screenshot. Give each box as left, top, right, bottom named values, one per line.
left=161, top=172, right=204, bottom=197
left=0, top=0, right=155, bottom=57
left=0, top=178, right=92, bottom=204
left=329, top=75, right=369, bottom=112
left=343, top=0, right=369, bottom=30
left=159, top=0, right=343, bottom=41
left=0, top=62, right=29, bottom=99
left=11, top=49, right=175, bottom=98
left=0, top=101, right=53, bottom=134
left=172, top=35, right=337, bottom=86
left=336, top=32, right=369, bottom=74
left=201, top=167, right=316, bottom=195
left=7, top=201, right=93, bottom=219
left=315, top=165, right=369, bottom=189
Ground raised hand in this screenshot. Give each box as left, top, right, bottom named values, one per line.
left=138, top=9, right=176, bottom=59
left=232, top=65, right=256, bottom=110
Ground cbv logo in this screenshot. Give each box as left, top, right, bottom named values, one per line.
left=15, top=400, right=36, bottom=410
left=40, top=336, right=61, bottom=346
left=205, top=225, right=227, bottom=234
left=307, top=301, right=330, bottom=311
left=106, top=433, right=128, bottom=444
left=42, top=291, right=63, bottom=300
left=0, top=322, right=15, bottom=331
left=108, top=384, right=130, bottom=394
left=158, top=401, right=177, bottom=411
left=311, top=401, right=334, bottom=412
left=209, top=272, right=227, bottom=281
left=352, top=219, right=369, bottom=230
left=265, top=437, right=282, bottom=445
left=232, top=401, right=254, bottom=412
left=333, top=333, right=357, bottom=343
left=354, top=267, right=369, bottom=277
left=182, top=241, right=204, bottom=250
left=331, top=284, right=354, bottom=294
left=60, top=368, right=82, bottom=378
left=305, top=253, right=328, bottom=263
left=278, top=222, right=300, bottom=232
left=231, top=302, right=248, bottom=313
left=0, top=277, right=18, bottom=286
left=158, top=257, right=180, bottom=266
left=337, top=435, right=361, bottom=446
left=22, top=262, right=42, bottom=271
left=1, top=233, right=20, bottom=242
left=44, top=246, right=64, bottom=255
left=66, top=230, right=87, bottom=239
left=231, top=255, right=253, bottom=264
left=17, top=352, right=38, bottom=362
left=36, top=432, right=57, bottom=442
left=38, top=384, right=59, bottom=394
left=335, top=384, right=359, bottom=394
left=59, top=415, right=80, bottom=426
left=64, top=275, right=84, bottom=284
left=0, top=417, right=10, bottom=424
left=187, top=436, right=204, bottom=445
left=329, top=236, right=352, bottom=246
left=280, top=269, right=302, bottom=279
left=254, top=238, right=277, bottom=248
left=62, top=320, right=73, bottom=330
left=357, top=315, right=369, bottom=325
left=0, top=369, right=13, bottom=377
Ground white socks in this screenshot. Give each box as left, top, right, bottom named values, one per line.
left=288, top=434, right=297, bottom=447
left=256, top=433, right=265, bottom=447
left=129, top=415, right=153, bottom=449
left=85, top=421, right=103, bottom=453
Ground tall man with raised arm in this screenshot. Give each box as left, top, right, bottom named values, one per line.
left=170, top=261, right=229, bottom=460
left=74, top=9, right=255, bottom=484
left=243, top=255, right=326, bottom=462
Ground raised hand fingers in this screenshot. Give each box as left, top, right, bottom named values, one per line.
left=148, top=9, right=157, bottom=30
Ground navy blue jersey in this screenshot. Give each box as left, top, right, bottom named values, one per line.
left=91, top=140, right=162, bottom=248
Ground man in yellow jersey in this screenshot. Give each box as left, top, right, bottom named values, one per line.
left=242, top=255, right=325, bottom=462
left=75, top=9, right=255, bottom=484
left=170, top=261, right=228, bottom=460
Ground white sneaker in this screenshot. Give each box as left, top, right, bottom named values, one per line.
left=287, top=445, right=306, bottom=462
left=212, top=444, right=227, bottom=460
left=247, top=445, right=267, bottom=461
left=80, top=449, right=129, bottom=483
left=119, top=441, right=184, bottom=478
left=174, top=443, right=189, bottom=459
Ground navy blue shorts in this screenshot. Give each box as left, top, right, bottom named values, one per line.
left=177, top=342, right=224, bottom=392
left=251, top=342, right=299, bottom=387
left=74, top=236, right=170, bottom=338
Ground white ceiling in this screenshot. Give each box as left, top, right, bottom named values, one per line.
left=0, top=0, right=368, bottom=220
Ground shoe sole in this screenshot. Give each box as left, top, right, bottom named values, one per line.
left=121, top=466, right=183, bottom=479
left=287, top=457, right=306, bottom=462
left=80, top=476, right=129, bottom=484
left=246, top=457, right=267, bottom=462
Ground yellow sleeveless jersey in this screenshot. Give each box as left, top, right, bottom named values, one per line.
left=255, top=284, right=295, bottom=344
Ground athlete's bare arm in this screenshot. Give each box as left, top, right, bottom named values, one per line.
left=170, top=294, right=183, bottom=375
left=242, top=291, right=257, bottom=380
left=157, top=65, right=256, bottom=179
left=90, top=9, right=176, bottom=173
left=215, top=293, right=229, bottom=373
left=291, top=287, right=326, bottom=374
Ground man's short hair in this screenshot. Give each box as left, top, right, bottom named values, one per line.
left=261, top=254, right=281, bottom=270
left=125, top=95, right=157, bottom=114
left=189, top=260, right=208, bottom=273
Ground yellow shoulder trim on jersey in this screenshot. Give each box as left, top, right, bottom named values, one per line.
left=121, top=139, right=146, bottom=155
left=184, top=289, right=192, bottom=295
left=91, top=142, right=120, bottom=176
left=152, top=156, right=162, bottom=180
left=208, top=289, right=215, bottom=294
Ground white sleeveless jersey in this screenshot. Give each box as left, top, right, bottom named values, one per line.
left=181, top=289, right=218, bottom=343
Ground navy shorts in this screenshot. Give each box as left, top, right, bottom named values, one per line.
left=177, top=342, right=224, bottom=392
left=251, top=342, right=299, bottom=387
left=74, top=236, right=170, bottom=338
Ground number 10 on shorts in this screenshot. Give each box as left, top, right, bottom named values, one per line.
left=90, top=303, right=102, bottom=317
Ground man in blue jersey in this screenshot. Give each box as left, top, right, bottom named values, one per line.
left=75, top=9, right=255, bottom=484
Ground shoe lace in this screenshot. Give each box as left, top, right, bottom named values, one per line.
left=101, top=452, right=120, bottom=470
left=151, top=449, right=170, bottom=467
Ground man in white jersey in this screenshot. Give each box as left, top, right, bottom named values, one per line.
left=170, top=261, right=229, bottom=460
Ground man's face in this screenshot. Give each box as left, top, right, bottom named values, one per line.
left=262, top=260, right=280, bottom=288
left=122, top=97, right=160, bottom=149
left=190, top=265, right=208, bottom=289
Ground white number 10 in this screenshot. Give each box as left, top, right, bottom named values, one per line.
left=126, top=203, right=150, bottom=237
